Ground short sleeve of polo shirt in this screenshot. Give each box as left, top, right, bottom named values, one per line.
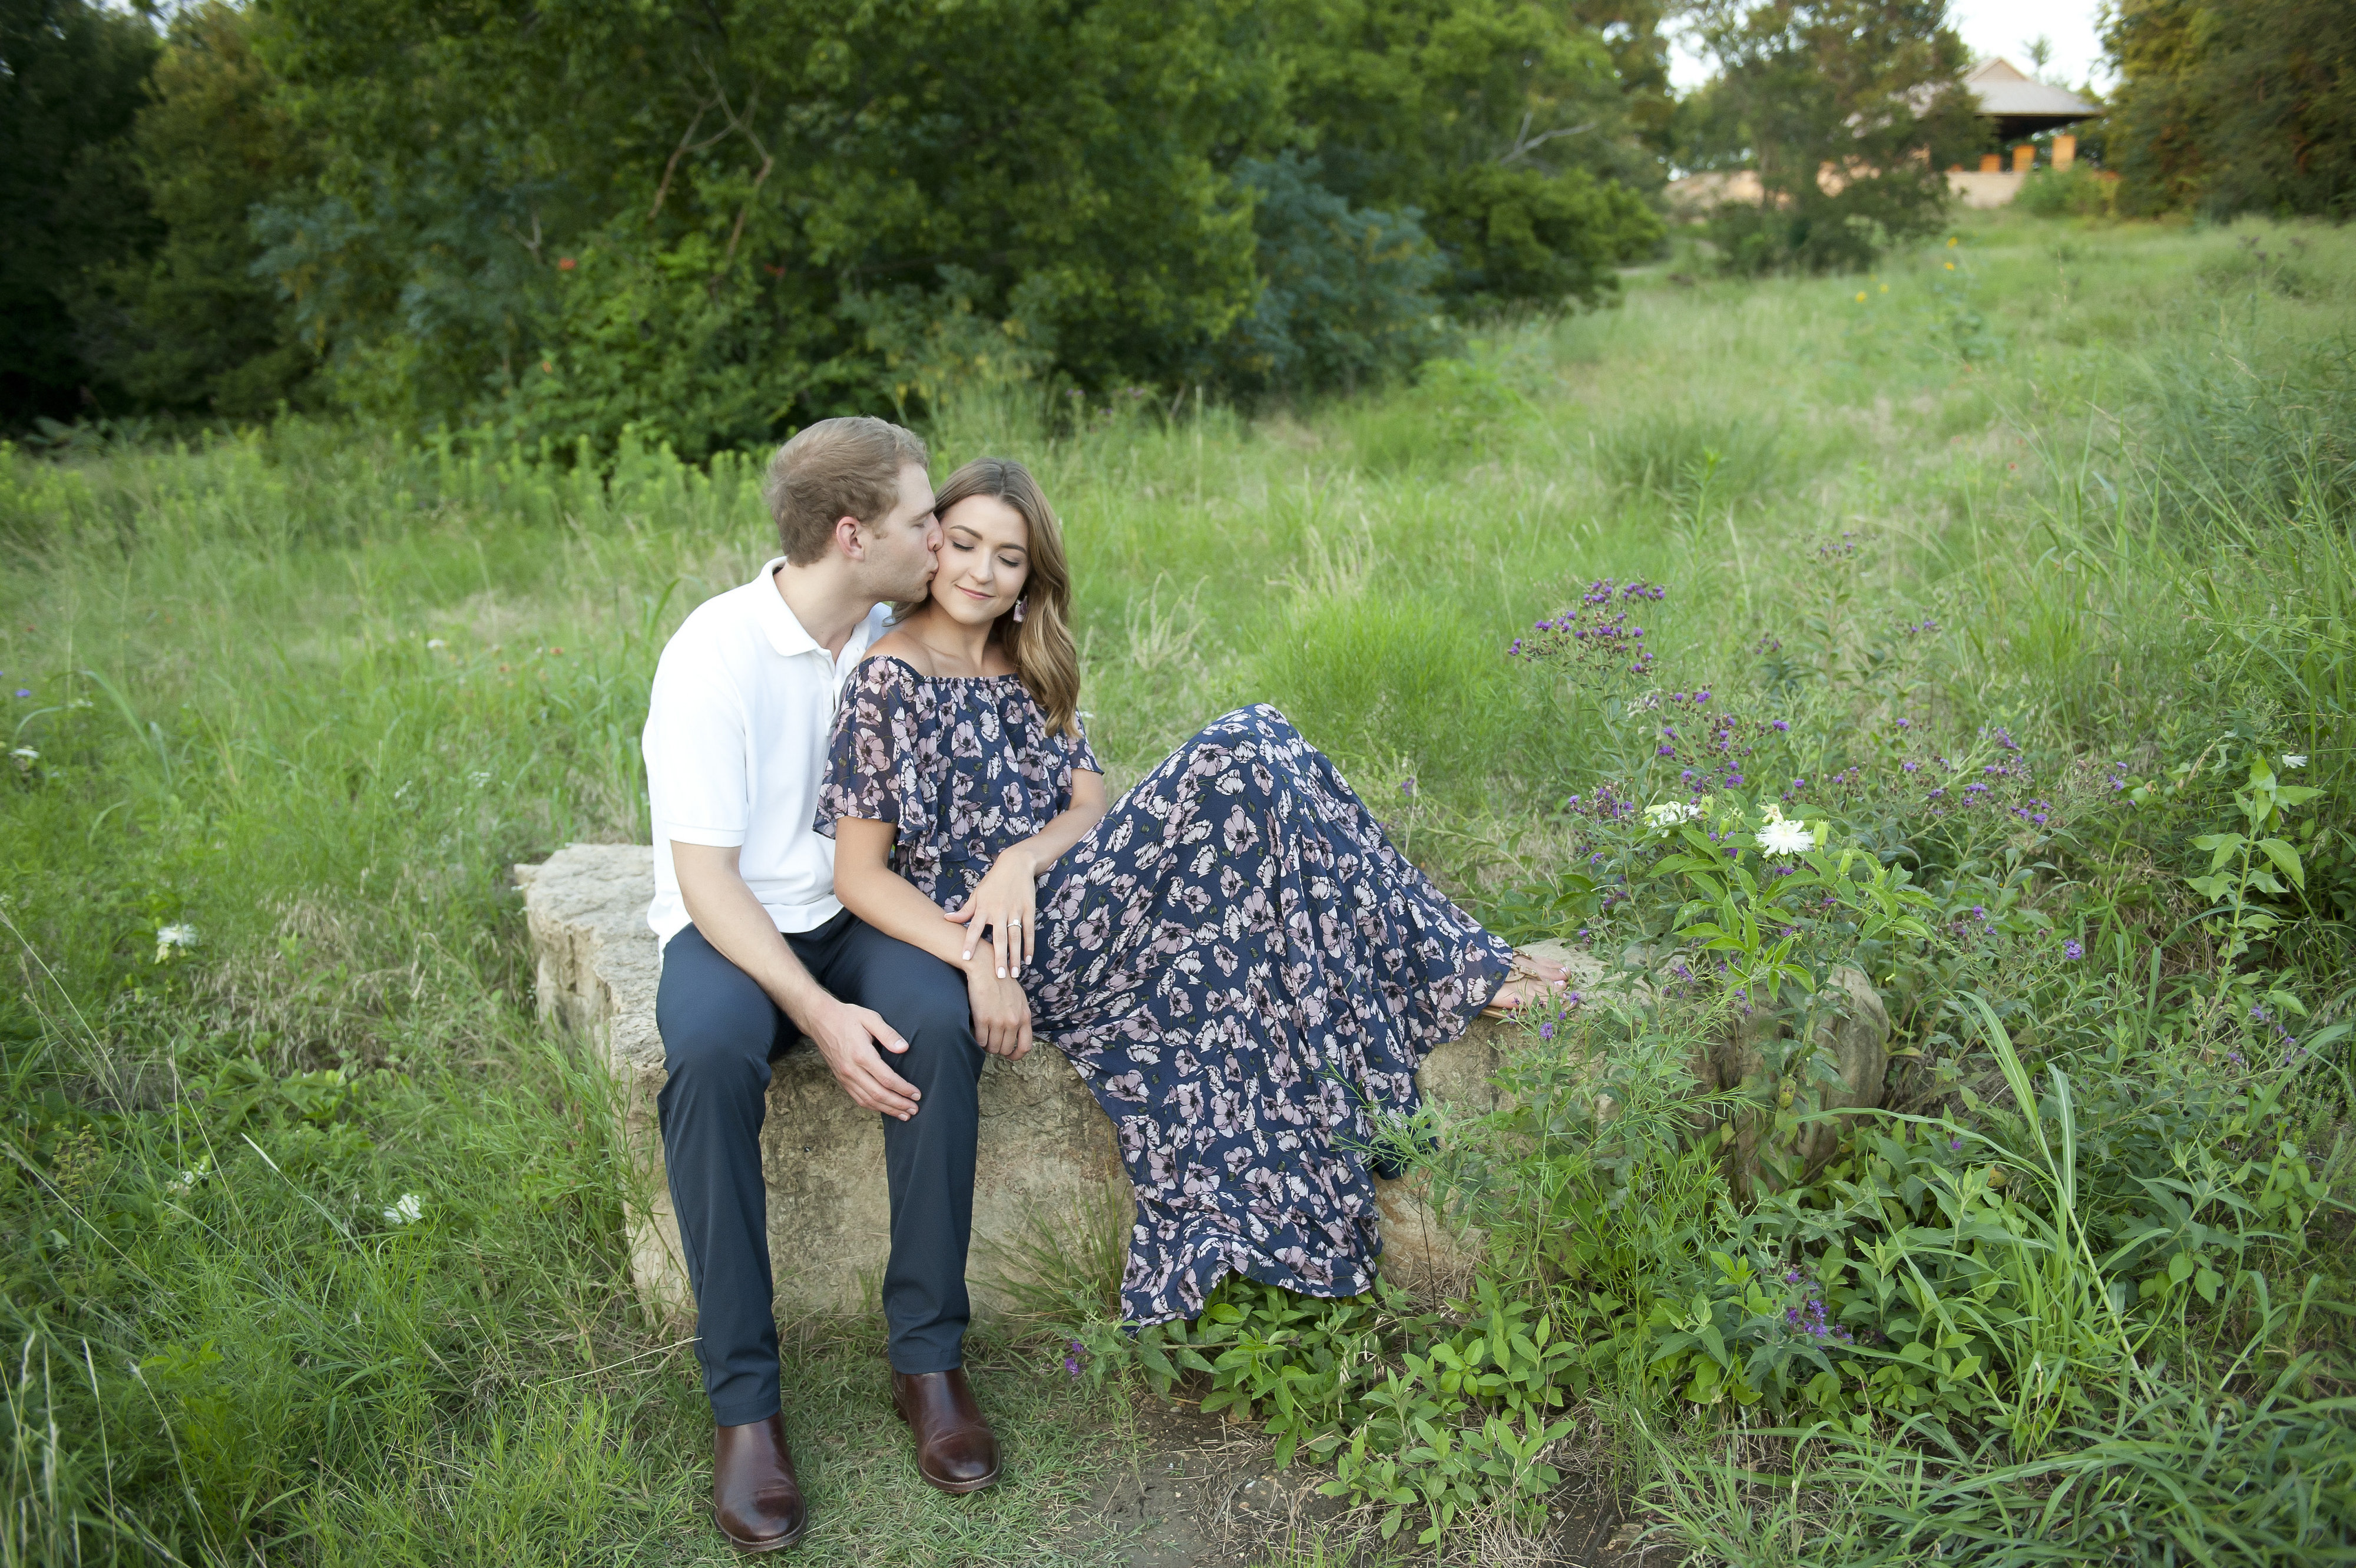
left=643, top=628, right=750, bottom=848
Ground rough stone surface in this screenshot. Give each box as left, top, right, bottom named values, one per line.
left=1710, top=965, right=1893, bottom=1193
left=515, top=845, right=1573, bottom=1322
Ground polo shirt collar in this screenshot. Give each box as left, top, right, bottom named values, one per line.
left=750, top=558, right=882, bottom=674
left=750, top=559, right=821, bottom=659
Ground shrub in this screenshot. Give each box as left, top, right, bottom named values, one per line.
left=1220, top=153, right=1450, bottom=398
left=2014, top=164, right=2116, bottom=220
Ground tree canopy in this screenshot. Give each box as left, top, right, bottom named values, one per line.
left=1677, top=0, right=1978, bottom=273
left=2104, top=0, right=2355, bottom=220
left=8, top=0, right=1670, bottom=451
left=0, top=0, right=159, bottom=424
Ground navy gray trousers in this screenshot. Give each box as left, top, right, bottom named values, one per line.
left=654, top=915, right=984, bottom=1425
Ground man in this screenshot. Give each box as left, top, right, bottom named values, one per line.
left=643, top=416, right=1002, bottom=1555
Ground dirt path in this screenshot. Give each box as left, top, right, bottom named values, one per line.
left=1070, top=1401, right=1647, bottom=1567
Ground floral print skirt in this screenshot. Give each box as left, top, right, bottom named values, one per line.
left=1027, top=706, right=1513, bottom=1325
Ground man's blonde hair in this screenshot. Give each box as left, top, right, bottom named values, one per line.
left=763, top=417, right=930, bottom=564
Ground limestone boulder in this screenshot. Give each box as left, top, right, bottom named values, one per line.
left=1706, top=965, right=1892, bottom=1195
left=515, top=845, right=1550, bottom=1322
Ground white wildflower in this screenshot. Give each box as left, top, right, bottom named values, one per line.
left=164, top=1157, right=209, bottom=1195
left=2283, top=754, right=2307, bottom=769
left=1643, top=800, right=1700, bottom=832
left=382, top=1193, right=424, bottom=1226
left=426, top=638, right=447, bottom=650
left=1756, top=806, right=1814, bottom=858
left=468, top=770, right=492, bottom=788
left=8, top=747, right=34, bottom=771
left=154, top=924, right=197, bottom=963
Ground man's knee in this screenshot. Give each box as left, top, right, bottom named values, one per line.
left=657, top=940, right=780, bottom=1093
left=871, top=962, right=980, bottom=1090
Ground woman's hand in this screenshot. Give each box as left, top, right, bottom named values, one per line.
left=963, top=959, right=1033, bottom=1059
left=945, top=845, right=1041, bottom=977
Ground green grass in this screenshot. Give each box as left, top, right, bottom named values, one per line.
left=3, top=206, right=2353, bottom=1563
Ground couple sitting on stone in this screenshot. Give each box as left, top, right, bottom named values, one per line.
left=642, top=415, right=1566, bottom=1552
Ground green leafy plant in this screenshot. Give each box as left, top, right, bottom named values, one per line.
left=2185, top=753, right=2320, bottom=986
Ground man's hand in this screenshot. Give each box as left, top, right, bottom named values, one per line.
left=965, top=960, right=1033, bottom=1060
left=800, top=993, right=922, bottom=1119
left=672, top=840, right=922, bottom=1119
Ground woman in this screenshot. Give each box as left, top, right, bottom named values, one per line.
left=820, top=457, right=1562, bottom=1325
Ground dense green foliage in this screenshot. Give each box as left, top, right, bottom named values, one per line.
left=2104, top=0, right=2356, bottom=219
left=1223, top=153, right=1454, bottom=396
left=0, top=0, right=158, bottom=423
left=78, top=3, right=319, bottom=418
left=1679, top=0, right=1980, bottom=273
left=1272, top=0, right=1666, bottom=311
left=5, top=0, right=1670, bottom=451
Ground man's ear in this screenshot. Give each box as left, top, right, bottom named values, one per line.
left=833, top=515, right=865, bottom=560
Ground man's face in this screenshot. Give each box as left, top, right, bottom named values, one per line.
left=859, top=464, right=940, bottom=601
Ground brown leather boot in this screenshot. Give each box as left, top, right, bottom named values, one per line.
left=891, top=1368, right=1002, bottom=1494
left=712, top=1413, right=808, bottom=1553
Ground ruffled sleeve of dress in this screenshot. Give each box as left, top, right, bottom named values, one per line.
left=1062, top=716, right=1101, bottom=780
left=816, top=656, right=921, bottom=838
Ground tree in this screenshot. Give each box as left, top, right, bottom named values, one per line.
left=77, top=3, right=319, bottom=417
left=1681, top=0, right=1977, bottom=274
left=1272, top=0, right=1665, bottom=312
left=2105, top=0, right=2355, bottom=219
left=0, top=0, right=159, bottom=425
left=250, top=0, right=1287, bottom=455
left=4, top=0, right=1675, bottom=444
left=1220, top=151, right=1451, bottom=395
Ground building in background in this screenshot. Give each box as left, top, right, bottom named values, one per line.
left=1947, top=58, right=2102, bottom=207
left=1668, top=57, right=2103, bottom=214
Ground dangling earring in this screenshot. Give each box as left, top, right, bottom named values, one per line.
left=1012, top=597, right=1027, bottom=624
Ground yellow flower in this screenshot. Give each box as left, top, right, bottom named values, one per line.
left=1945, top=261, right=1956, bottom=271
left=1947, top=236, right=1958, bottom=247
left=1855, top=291, right=1867, bottom=302
left=1880, top=283, right=1889, bottom=293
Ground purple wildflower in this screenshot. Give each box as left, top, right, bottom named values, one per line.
left=2063, top=940, right=2082, bottom=961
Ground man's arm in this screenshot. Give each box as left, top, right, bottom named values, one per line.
left=831, top=818, right=1033, bottom=1060
left=671, top=841, right=922, bottom=1120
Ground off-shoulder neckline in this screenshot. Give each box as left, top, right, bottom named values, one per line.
left=860, top=652, right=1025, bottom=685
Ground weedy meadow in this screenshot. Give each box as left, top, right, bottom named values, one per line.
left=2, top=210, right=2352, bottom=1564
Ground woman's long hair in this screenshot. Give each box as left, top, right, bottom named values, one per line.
left=926, top=457, right=1083, bottom=737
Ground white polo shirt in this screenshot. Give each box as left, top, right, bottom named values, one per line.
left=642, top=559, right=889, bottom=947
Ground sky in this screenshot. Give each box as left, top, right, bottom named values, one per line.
left=1666, top=2, right=2114, bottom=94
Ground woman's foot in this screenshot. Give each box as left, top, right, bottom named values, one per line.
left=1480, top=950, right=1570, bottom=1019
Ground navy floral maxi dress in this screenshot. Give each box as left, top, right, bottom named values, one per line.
left=818, top=656, right=1514, bottom=1325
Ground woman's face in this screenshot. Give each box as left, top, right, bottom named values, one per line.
left=930, top=494, right=1031, bottom=629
